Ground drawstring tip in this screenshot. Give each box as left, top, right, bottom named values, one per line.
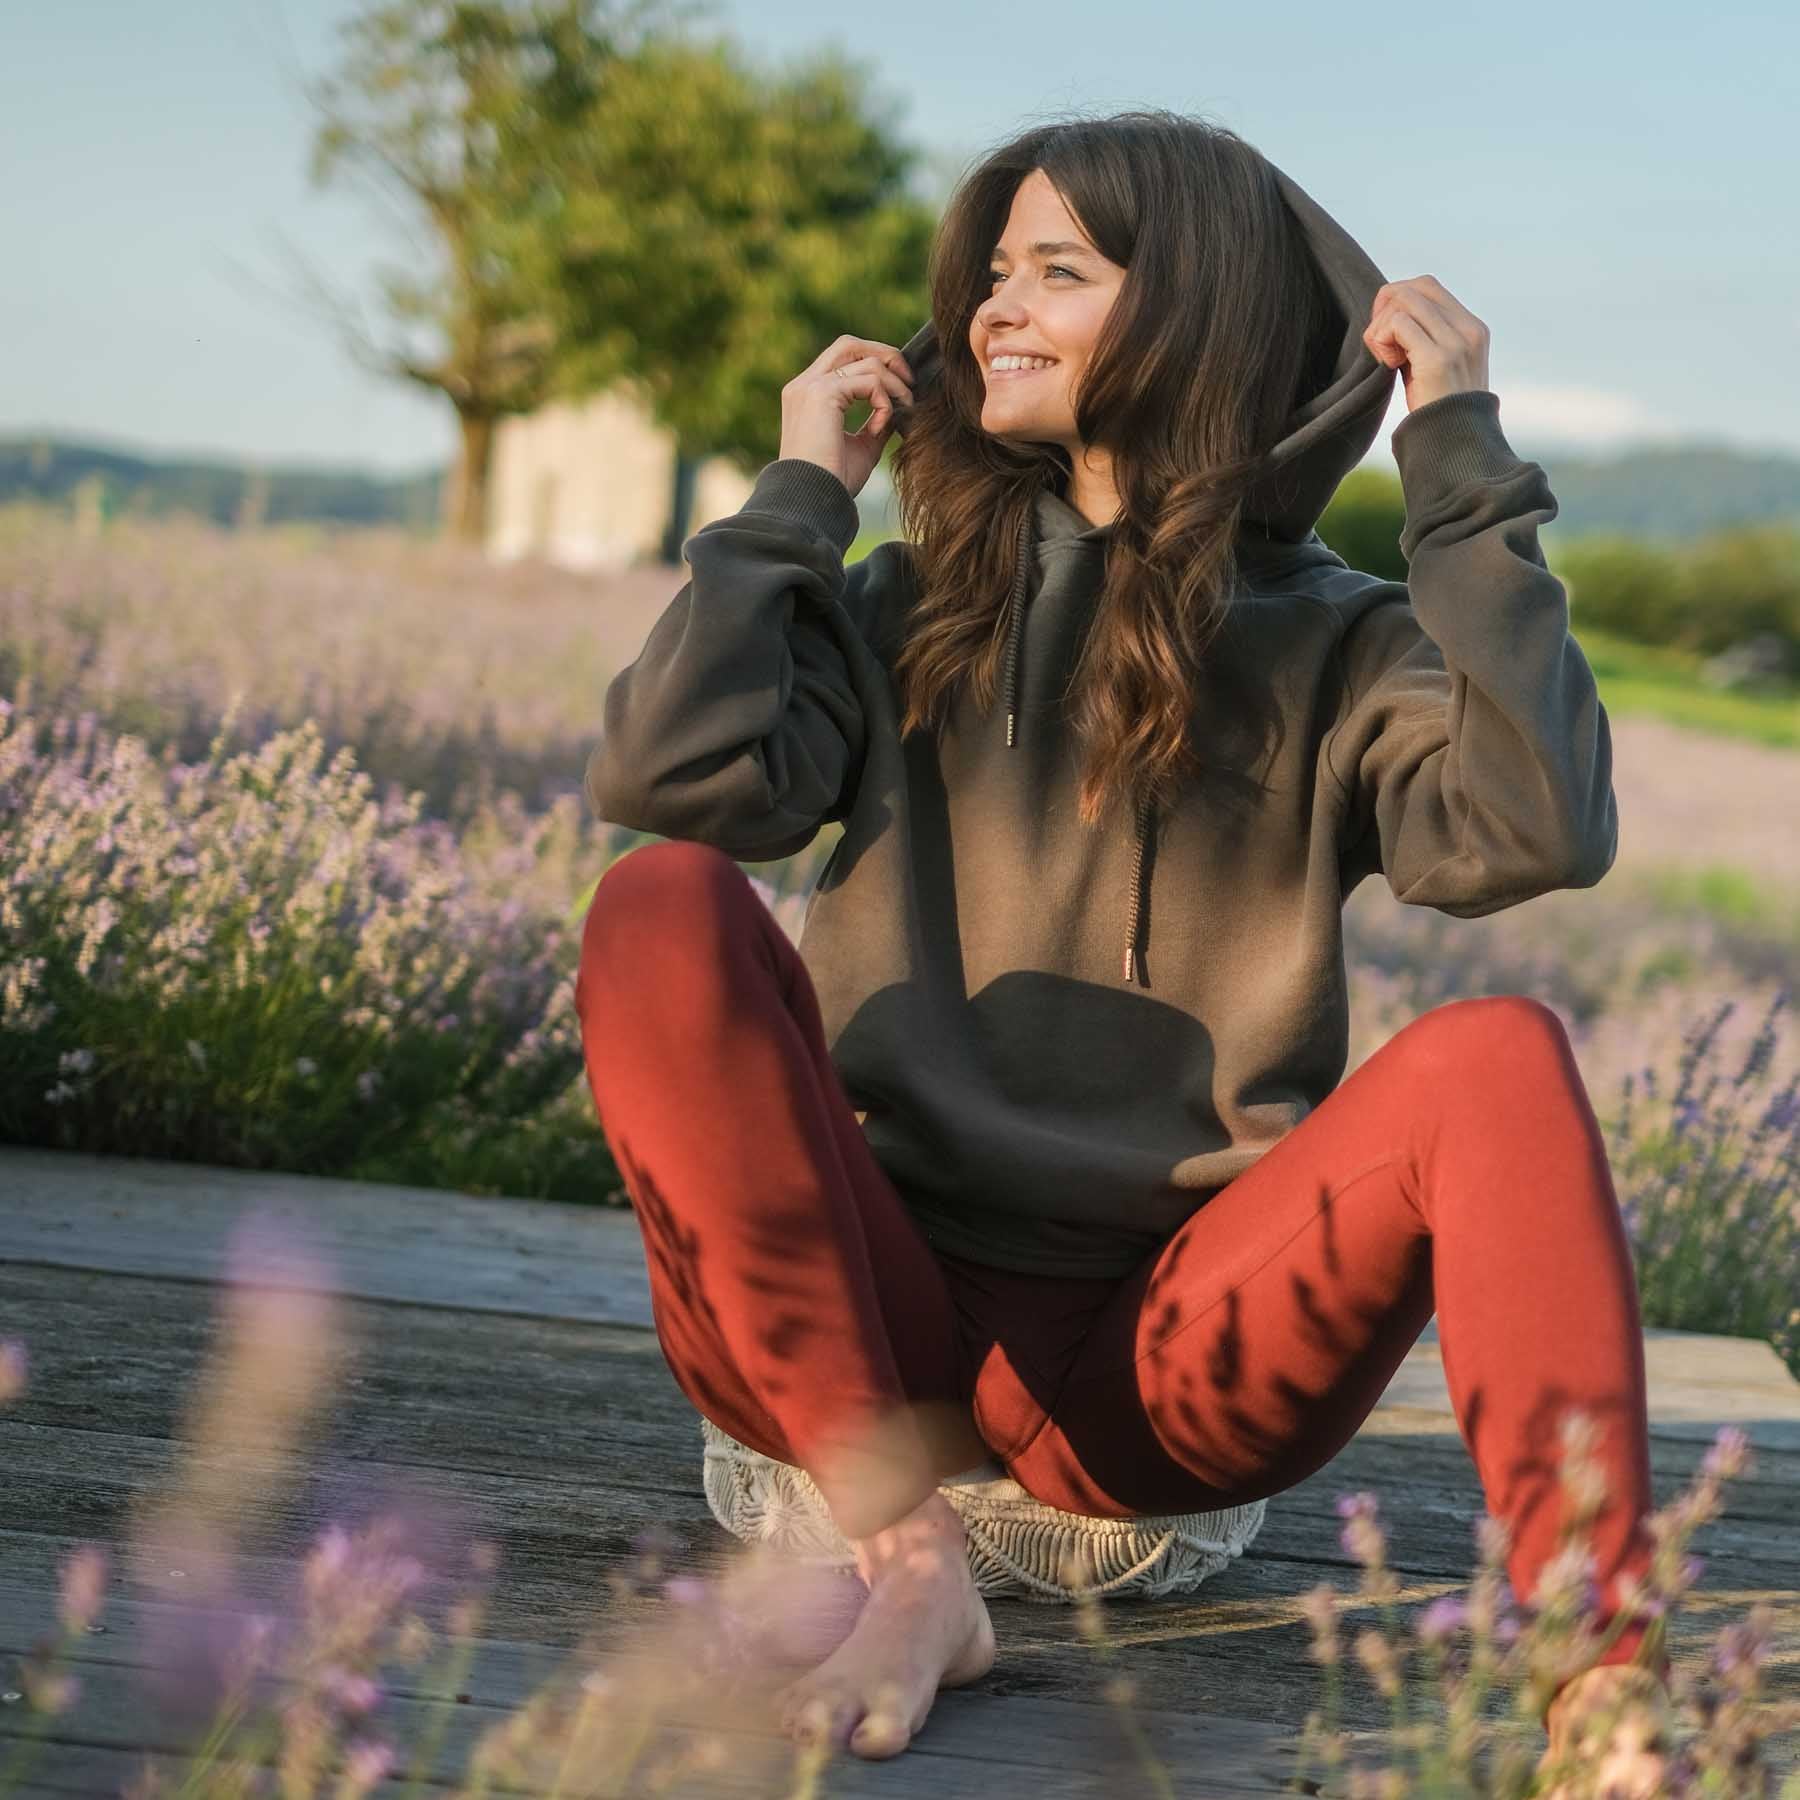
left=1123, top=945, right=1136, bottom=984
left=1006, top=710, right=1016, bottom=747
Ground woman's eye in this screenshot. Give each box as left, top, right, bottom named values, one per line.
left=987, top=265, right=1078, bottom=284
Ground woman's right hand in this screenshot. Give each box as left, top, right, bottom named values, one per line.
left=779, top=335, right=915, bottom=500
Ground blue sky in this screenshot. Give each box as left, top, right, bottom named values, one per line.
left=5, top=0, right=1796, bottom=474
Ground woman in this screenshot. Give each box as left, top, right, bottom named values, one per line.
left=575, top=112, right=1671, bottom=1787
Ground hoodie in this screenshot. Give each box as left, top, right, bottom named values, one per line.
left=583, top=158, right=1618, bottom=1279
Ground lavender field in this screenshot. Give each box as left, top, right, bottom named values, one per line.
left=1, top=504, right=1795, bottom=1369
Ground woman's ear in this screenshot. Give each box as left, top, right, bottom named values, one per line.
left=891, top=318, right=943, bottom=439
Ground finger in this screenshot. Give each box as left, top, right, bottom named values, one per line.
left=838, top=377, right=891, bottom=440
left=1408, top=279, right=1489, bottom=345
left=828, top=347, right=914, bottom=394
left=837, top=353, right=914, bottom=396
left=1392, top=287, right=1461, bottom=342
left=810, top=336, right=903, bottom=378
left=827, top=341, right=914, bottom=387
left=829, top=357, right=913, bottom=408
left=1365, top=296, right=1445, bottom=363
left=1403, top=274, right=1463, bottom=309
left=1370, top=286, right=1461, bottom=349
left=857, top=388, right=895, bottom=438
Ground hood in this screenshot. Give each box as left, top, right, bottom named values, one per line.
left=890, top=154, right=1397, bottom=986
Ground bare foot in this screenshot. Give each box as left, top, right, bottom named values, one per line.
left=769, top=1489, right=996, bottom=1760
left=1534, top=1662, right=1673, bottom=1799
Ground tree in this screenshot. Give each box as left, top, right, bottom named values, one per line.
left=307, top=2, right=934, bottom=556
left=527, top=35, right=936, bottom=558
left=305, top=0, right=694, bottom=542
left=1317, top=466, right=1408, bottom=582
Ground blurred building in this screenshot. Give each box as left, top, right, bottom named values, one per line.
left=484, top=384, right=755, bottom=571
left=485, top=381, right=899, bottom=570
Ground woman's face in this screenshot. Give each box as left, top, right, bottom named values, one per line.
left=969, top=168, right=1127, bottom=452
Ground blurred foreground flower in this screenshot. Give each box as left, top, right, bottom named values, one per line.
left=1285, top=1408, right=1800, bottom=1798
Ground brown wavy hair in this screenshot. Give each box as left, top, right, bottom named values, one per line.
left=890, top=110, right=1338, bottom=827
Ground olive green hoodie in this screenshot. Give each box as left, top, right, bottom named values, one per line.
left=584, top=160, right=1618, bottom=1278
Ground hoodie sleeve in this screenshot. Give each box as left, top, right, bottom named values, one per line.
left=1321, top=389, right=1619, bottom=917
left=582, top=456, right=884, bottom=863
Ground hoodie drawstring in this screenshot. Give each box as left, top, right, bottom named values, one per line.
left=1001, top=507, right=1155, bottom=987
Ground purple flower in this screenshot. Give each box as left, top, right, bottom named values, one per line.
left=631, top=1525, right=681, bottom=1559
left=1415, top=1595, right=1467, bottom=1645
left=1474, top=1515, right=1511, bottom=1564
left=1712, top=1617, right=1772, bottom=1677
left=305, top=1526, right=355, bottom=1592
left=0, top=1340, right=27, bottom=1404
left=340, top=1737, right=397, bottom=1795
left=57, top=1545, right=108, bottom=1635
left=1701, top=1425, right=1750, bottom=1482
left=321, top=1665, right=383, bottom=1716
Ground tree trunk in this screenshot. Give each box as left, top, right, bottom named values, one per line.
left=659, top=449, right=700, bottom=565
left=445, top=409, right=497, bottom=545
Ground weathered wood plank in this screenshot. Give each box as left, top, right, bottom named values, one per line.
left=4, top=1263, right=1796, bottom=1529
left=3, top=1151, right=1797, bottom=1791
left=7, top=1145, right=1800, bottom=1445
left=0, top=1605, right=1311, bottom=1797
left=2, top=1269, right=1795, bottom=1786
left=0, top=1146, right=652, bottom=1325
left=9, top=1151, right=1800, bottom=1461
left=3, top=1408, right=1794, bottom=1609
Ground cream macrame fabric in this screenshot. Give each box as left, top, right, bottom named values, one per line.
left=699, top=1415, right=1268, bottom=1603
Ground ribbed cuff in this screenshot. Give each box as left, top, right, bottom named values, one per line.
left=741, top=457, right=863, bottom=556
left=1390, top=388, right=1524, bottom=496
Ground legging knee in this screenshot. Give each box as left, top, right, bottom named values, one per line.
left=1391, top=993, right=1573, bottom=1086
left=578, top=840, right=758, bottom=1009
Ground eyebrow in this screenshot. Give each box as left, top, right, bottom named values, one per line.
left=989, top=239, right=1094, bottom=260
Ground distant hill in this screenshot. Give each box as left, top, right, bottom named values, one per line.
left=1509, top=436, right=1800, bottom=542
left=0, top=435, right=444, bottom=531
left=7, top=428, right=1800, bottom=544
left=858, top=436, right=1800, bottom=546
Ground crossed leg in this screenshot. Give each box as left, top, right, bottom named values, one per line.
left=576, top=841, right=1668, bottom=1769
left=1001, top=994, right=1668, bottom=1691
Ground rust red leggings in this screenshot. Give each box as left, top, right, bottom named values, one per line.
left=574, top=839, right=1666, bottom=1686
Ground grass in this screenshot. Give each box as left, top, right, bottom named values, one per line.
left=1573, top=625, right=1800, bottom=752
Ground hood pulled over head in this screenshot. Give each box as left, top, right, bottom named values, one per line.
left=892, top=154, right=1395, bottom=546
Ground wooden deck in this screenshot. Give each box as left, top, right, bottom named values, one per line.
left=2, top=1144, right=1797, bottom=1796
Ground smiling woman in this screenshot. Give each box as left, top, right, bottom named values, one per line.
left=885, top=112, right=1342, bottom=835
left=971, top=175, right=1129, bottom=528
left=578, top=103, right=1662, bottom=1777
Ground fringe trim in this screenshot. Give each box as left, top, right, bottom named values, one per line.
left=698, top=1415, right=1268, bottom=1604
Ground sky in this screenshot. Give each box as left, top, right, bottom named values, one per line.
left=4, top=0, right=1796, bottom=476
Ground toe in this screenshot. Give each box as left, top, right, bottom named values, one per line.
left=793, top=1691, right=850, bottom=1750
left=849, top=1709, right=911, bottom=1759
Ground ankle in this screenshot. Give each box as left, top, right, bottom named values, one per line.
left=850, top=1490, right=968, bottom=1588
left=1545, top=1662, right=1673, bottom=1751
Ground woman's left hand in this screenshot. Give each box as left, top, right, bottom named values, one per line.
left=1363, top=277, right=1491, bottom=412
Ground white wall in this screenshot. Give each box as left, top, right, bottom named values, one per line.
left=486, top=384, right=756, bottom=571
